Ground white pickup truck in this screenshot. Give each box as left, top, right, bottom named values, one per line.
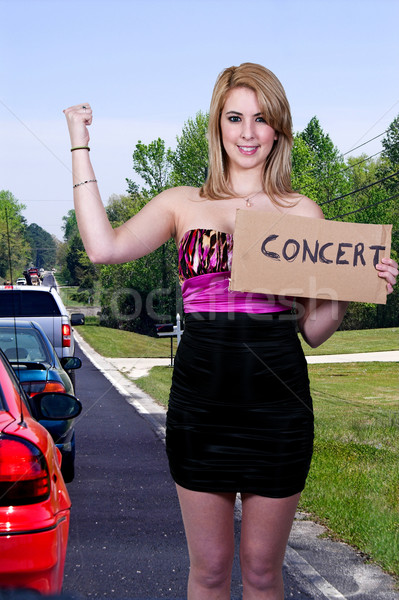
left=0, top=284, right=85, bottom=383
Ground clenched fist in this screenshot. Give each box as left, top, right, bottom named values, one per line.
left=63, top=103, right=93, bottom=149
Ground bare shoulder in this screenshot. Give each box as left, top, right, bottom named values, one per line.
left=156, top=185, right=200, bottom=200
left=150, top=186, right=201, bottom=210
left=135, top=186, right=201, bottom=240
left=286, top=194, right=324, bottom=219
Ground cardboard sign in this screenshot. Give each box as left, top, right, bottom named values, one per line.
left=230, top=210, right=392, bottom=304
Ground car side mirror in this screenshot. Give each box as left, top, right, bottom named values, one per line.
left=33, top=392, right=82, bottom=420
left=61, top=356, right=82, bottom=370
left=71, top=313, right=85, bottom=326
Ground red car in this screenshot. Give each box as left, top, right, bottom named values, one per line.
left=0, top=349, right=81, bottom=593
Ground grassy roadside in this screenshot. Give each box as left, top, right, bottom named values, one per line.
left=76, top=324, right=173, bottom=357
left=76, top=323, right=398, bottom=358
left=76, top=324, right=399, bottom=577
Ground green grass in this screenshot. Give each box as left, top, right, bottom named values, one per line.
left=299, top=327, right=398, bottom=355
left=76, top=324, right=398, bottom=358
left=59, top=284, right=102, bottom=307
left=135, top=366, right=173, bottom=403
left=301, top=362, right=399, bottom=577
left=77, top=324, right=173, bottom=357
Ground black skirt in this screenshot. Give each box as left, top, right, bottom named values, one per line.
left=166, top=312, right=314, bottom=498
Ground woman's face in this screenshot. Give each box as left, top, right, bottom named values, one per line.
left=220, top=86, right=277, bottom=176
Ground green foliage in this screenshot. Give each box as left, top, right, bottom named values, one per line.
left=296, top=117, right=350, bottom=217
left=128, top=138, right=173, bottom=196
left=291, top=135, right=319, bottom=197
left=106, top=193, right=147, bottom=226
left=99, top=240, right=179, bottom=335
left=62, top=209, right=79, bottom=241
left=381, top=114, right=399, bottom=168
left=26, top=223, right=57, bottom=269
left=62, top=230, right=97, bottom=287
left=98, top=192, right=178, bottom=334
left=301, top=362, right=399, bottom=576
left=0, top=190, right=30, bottom=281
left=170, top=111, right=209, bottom=187
left=59, top=208, right=99, bottom=287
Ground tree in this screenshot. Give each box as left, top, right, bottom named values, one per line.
left=297, top=117, right=350, bottom=217
left=170, top=111, right=209, bottom=187
left=60, top=208, right=98, bottom=287
left=381, top=114, right=399, bottom=168
left=99, top=193, right=179, bottom=334
left=26, top=223, right=57, bottom=269
left=107, top=193, right=147, bottom=226
left=127, top=138, right=173, bottom=196
left=0, top=190, right=30, bottom=281
left=62, top=209, right=79, bottom=241
left=291, top=135, right=318, bottom=198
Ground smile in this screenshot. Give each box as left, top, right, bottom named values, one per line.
left=237, top=146, right=259, bottom=155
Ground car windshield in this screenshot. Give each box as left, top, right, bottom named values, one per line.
left=0, top=328, right=51, bottom=363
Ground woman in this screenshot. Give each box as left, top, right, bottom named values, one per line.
left=64, top=63, right=397, bottom=600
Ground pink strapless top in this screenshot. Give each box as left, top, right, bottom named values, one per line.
left=179, top=229, right=292, bottom=314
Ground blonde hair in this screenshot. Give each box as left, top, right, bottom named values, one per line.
left=200, top=63, right=294, bottom=205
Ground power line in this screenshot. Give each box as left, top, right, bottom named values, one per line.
left=319, top=170, right=399, bottom=206
left=343, top=98, right=399, bottom=154
left=342, top=130, right=387, bottom=157
left=297, top=128, right=389, bottom=181
left=298, top=149, right=385, bottom=196
left=338, top=150, right=383, bottom=174
left=328, top=192, right=399, bottom=220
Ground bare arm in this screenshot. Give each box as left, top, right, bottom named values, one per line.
left=63, top=103, right=176, bottom=264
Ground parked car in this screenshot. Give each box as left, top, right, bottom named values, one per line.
left=0, top=348, right=81, bottom=593
left=0, top=284, right=85, bottom=387
left=0, top=319, right=82, bottom=482
left=15, top=277, right=26, bottom=285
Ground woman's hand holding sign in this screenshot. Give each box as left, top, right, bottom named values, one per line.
left=376, top=257, right=398, bottom=295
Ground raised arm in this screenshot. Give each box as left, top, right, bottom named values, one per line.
left=63, top=103, right=176, bottom=264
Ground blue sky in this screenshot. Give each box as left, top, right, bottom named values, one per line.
left=1, top=0, right=398, bottom=240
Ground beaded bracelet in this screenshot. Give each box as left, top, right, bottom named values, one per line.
left=73, top=179, right=97, bottom=189
left=71, top=146, right=90, bottom=152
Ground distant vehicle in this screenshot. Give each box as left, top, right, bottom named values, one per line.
left=41, top=271, right=57, bottom=287
left=27, top=267, right=40, bottom=278
left=30, top=274, right=41, bottom=286
left=15, top=277, right=26, bottom=285
left=0, top=284, right=85, bottom=386
left=0, top=348, right=81, bottom=593
left=0, top=319, right=82, bottom=482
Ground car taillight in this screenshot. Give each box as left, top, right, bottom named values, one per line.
left=62, top=324, right=71, bottom=348
left=0, top=434, right=50, bottom=505
left=21, top=381, right=66, bottom=397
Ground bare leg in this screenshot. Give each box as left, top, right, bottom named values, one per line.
left=176, top=484, right=237, bottom=600
left=240, top=492, right=300, bottom=600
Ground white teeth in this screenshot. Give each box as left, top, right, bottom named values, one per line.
left=239, top=146, right=257, bottom=151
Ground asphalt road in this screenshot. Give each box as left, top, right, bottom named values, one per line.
left=62, top=341, right=399, bottom=600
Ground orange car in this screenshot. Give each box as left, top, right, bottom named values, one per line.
left=0, top=349, right=81, bottom=593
